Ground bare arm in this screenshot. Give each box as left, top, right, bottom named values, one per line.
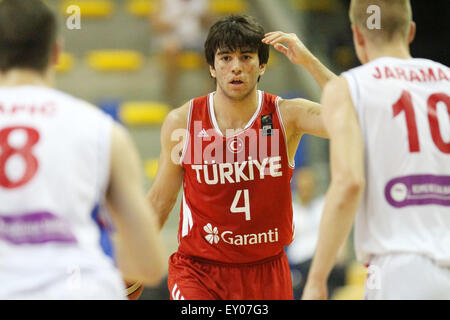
left=302, top=77, right=365, bottom=300
left=106, top=123, right=166, bottom=286
left=263, top=31, right=337, bottom=88
left=279, top=98, right=329, bottom=139
left=147, top=103, right=188, bottom=230
left=264, top=31, right=338, bottom=142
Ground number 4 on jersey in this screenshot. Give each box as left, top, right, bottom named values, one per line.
left=231, top=189, right=251, bottom=221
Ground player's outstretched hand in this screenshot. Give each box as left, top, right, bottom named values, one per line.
left=262, top=31, right=312, bottom=67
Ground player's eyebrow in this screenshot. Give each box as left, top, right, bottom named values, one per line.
left=240, top=49, right=256, bottom=54
left=217, top=48, right=256, bottom=56
left=217, top=50, right=232, bottom=56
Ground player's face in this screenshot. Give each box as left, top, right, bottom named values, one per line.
left=210, top=48, right=266, bottom=101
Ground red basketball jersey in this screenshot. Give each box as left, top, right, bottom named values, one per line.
left=178, top=90, right=295, bottom=263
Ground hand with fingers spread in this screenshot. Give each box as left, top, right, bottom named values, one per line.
left=262, top=31, right=313, bottom=67
left=262, top=31, right=337, bottom=88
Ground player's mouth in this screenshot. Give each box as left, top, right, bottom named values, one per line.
left=229, top=79, right=245, bottom=88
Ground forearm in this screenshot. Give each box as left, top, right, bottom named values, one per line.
left=307, top=180, right=363, bottom=283
left=303, top=52, right=337, bottom=89
left=115, top=234, right=165, bottom=286
left=262, top=31, right=337, bottom=88
left=114, top=232, right=157, bottom=284
left=110, top=198, right=166, bottom=286
left=147, top=189, right=178, bottom=230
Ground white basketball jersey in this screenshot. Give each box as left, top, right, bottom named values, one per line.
left=0, top=86, right=125, bottom=299
left=342, top=57, right=450, bottom=267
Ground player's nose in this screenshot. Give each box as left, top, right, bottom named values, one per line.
left=231, top=59, right=243, bottom=74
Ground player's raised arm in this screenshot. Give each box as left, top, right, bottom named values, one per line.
left=302, top=77, right=365, bottom=300
left=106, top=123, right=166, bottom=286
left=279, top=97, right=328, bottom=139
left=147, top=103, right=188, bottom=230
left=263, top=31, right=337, bottom=139
left=262, top=31, right=337, bottom=88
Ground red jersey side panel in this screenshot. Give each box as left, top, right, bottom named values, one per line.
left=179, top=90, right=294, bottom=263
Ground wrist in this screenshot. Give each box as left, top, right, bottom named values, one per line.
left=306, top=270, right=329, bottom=285
left=303, top=52, right=320, bottom=70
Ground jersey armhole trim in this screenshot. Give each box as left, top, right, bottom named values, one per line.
left=179, top=99, right=194, bottom=166
left=275, top=96, right=295, bottom=169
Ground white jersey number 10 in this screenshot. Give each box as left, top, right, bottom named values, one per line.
left=393, top=90, right=450, bottom=154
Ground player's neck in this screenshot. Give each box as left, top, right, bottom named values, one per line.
left=0, top=68, right=53, bottom=87
left=213, top=87, right=259, bottom=127
left=366, top=42, right=412, bottom=62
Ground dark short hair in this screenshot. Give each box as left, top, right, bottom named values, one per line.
left=204, top=14, right=269, bottom=68
left=0, top=0, right=57, bottom=73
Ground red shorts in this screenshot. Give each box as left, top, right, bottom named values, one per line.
left=167, top=251, right=293, bottom=300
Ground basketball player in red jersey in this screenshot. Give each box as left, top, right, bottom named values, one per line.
left=147, top=15, right=336, bottom=299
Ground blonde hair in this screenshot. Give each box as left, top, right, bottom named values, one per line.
left=349, top=0, right=412, bottom=43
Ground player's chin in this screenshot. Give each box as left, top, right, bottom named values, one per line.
left=226, top=85, right=253, bottom=100
left=228, top=81, right=246, bottom=90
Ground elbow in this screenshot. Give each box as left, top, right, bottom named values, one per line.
left=334, top=173, right=365, bottom=197
left=148, top=191, right=177, bottom=228
left=147, top=189, right=159, bottom=211
left=347, top=177, right=365, bottom=195
left=331, top=175, right=365, bottom=214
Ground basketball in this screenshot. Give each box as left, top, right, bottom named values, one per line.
left=125, top=281, right=143, bottom=300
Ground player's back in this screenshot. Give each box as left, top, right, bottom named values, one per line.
left=0, top=85, right=124, bottom=299
left=342, top=57, right=450, bottom=266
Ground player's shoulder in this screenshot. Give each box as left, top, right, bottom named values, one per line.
left=321, top=77, right=353, bottom=114
left=42, top=86, right=106, bottom=117
left=39, top=86, right=87, bottom=105
left=163, top=92, right=213, bottom=128
left=260, top=90, right=279, bottom=104
left=323, top=76, right=349, bottom=95
left=164, top=101, right=191, bottom=129
left=110, top=121, right=133, bottom=151
left=159, top=100, right=193, bottom=144
left=277, top=96, right=320, bottom=118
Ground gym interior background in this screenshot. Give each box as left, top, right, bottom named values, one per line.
left=48, top=0, right=449, bottom=299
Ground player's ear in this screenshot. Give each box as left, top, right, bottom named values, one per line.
left=51, top=38, right=63, bottom=67
left=259, top=63, right=266, bottom=77
left=408, top=21, right=416, bottom=44
left=209, top=65, right=216, bottom=78
left=351, top=24, right=365, bottom=47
